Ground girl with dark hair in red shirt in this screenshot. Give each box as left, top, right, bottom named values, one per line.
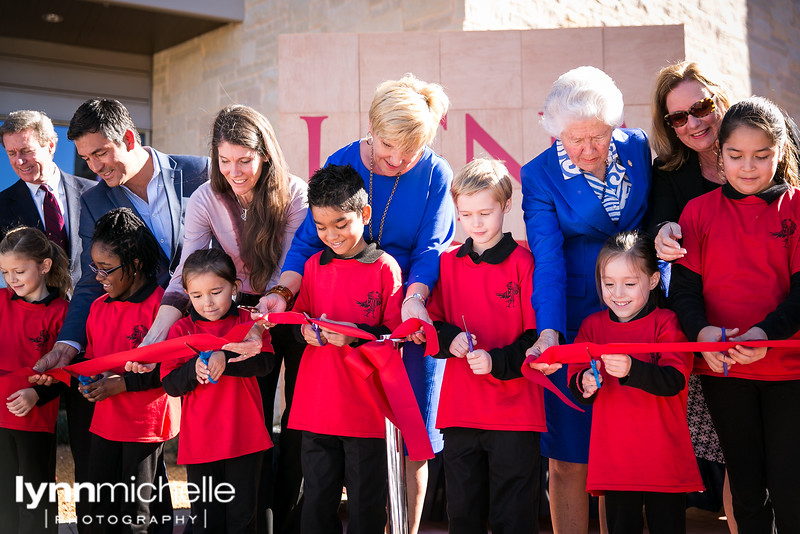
left=569, top=231, right=702, bottom=534
left=161, top=248, right=275, bottom=534
left=0, top=227, right=70, bottom=533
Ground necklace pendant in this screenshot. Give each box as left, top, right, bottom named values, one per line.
left=241, top=208, right=247, bottom=221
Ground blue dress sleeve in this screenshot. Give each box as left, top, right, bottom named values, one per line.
left=521, top=152, right=567, bottom=337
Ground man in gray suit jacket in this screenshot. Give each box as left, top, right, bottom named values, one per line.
left=0, top=110, right=97, bottom=287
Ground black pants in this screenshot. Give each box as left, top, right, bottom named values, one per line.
left=604, top=491, right=685, bottom=534
left=0, top=428, right=57, bottom=533
left=300, top=431, right=387, bottom=534
left=186, top=450, right=264, bottom=534
left=442, top=427, right=540, bottom=534
left=67, top=380, right=95, bottom=533
left=262, top=322, right=305, bottom=534
left=86, top=435, right=172, bottom=534
left=701, top=375, right=800, bottom=533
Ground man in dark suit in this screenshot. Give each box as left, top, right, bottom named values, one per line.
left=0, top=110, right=96, bottom=287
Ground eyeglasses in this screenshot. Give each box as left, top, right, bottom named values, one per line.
left=89, top=263, right=123, bottom=279
left=664, top=97, right=716, bottom=128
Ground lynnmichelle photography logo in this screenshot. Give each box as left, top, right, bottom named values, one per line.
left=16, top=475, right=235, bottom=527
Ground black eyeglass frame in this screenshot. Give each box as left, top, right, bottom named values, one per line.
left=89, top=263, right=123, bottom=278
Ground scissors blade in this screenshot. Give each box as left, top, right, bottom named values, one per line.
left=462, top=315, right=474, bottom=352
left=721, top=327, right=729, bottom=377
left=184, top=342, right=203, bottom=356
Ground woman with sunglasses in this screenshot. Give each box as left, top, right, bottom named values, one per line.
left=647, top=61, right=737, bottom=534
left=648, top=61, right=731, bottom=261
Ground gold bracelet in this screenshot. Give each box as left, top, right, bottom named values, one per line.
left=266, top=285, right=295, bottom=310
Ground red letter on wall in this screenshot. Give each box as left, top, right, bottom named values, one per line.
left=300, top=115, right=328, bottom=178
left=465, top=113, right=522, bottom=182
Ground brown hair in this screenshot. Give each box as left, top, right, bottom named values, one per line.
left=0, top=110, right=58, bottom=148
left=451, top=158, right=513, bottom=206
left=0, top=227, right=71, bottom=299
left=181, top=248, right=238, bottom=289
left=651, top=61, right=731, bottom=171
left=595, top=231, right=664, bottom=308
left=210, top=105, right=292, bottom=294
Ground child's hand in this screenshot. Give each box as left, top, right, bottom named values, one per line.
left=697, top=326, right=739, bottom=374
left=7, top=388, right=39, bottom=417
left=318, top=314, right=357, bottom=347
left=449, top=331, right=476, bottom=358
left=728, top=327, right=768, bottom=365
left=601, top=353, right=632, bottom=378
left=196, top=351, right=226, bottom=384
left=125, top=361, right=157, bottom=374
left=581, top=365, right=602, bottom=398
left=301, top=324, right=326, bottom=346
left=80, top=373, right=126, bottom=402
left=466, top=349, right=492, bottom=375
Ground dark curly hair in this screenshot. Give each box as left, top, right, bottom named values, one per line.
left=307, top=164, right=368, bottom=213
left=91, top=208, right=160, bottom=280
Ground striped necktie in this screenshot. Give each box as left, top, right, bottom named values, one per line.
left=40, top=184, right=68, bottom=252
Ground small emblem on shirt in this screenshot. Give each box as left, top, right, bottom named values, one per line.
left=29, top=329, right=51, bottom=352
left=356, top=291, right=382, bottom=318
left=126, top=325, right=149, bottom=348
left=649, top=353, right=660, bottom=365
left=770, top=219, right=796, bottom=247
left=496, top=282, right=520, bottom=308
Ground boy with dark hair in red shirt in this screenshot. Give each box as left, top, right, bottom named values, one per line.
left=287, top=164, right=403, bottom=534
left=427, top=158, right=544, bottom=533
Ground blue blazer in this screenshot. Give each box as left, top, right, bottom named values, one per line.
left=0, top=170, right=97, bottom=288
left=59, top=148, right=210, bottom=346
left=521, top=128, right=651, bottom=341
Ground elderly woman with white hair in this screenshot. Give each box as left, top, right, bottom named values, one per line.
left=523, top=66, right=651, bottom=533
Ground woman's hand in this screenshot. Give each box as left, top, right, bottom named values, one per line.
left=449, top=332, right=476, bottom=358
left=655, top=222, right=687, bottom=261
left=466, top=350, right=492, bottom=375
left=526, top=328, right=562, bottom=375
left=7, top=388, right=39, bottom=417
left=402, top=283, right=431, bottom=344
left=258, top=271, right=302, bottom=327
left=80, top=373, right=126, bottom=402
left=601, top=353, right=632, bottom=378
left=728, top=327, right=768, bottom=365
left=697, top=326, right=739, bottom=374
left=581, top=365, right=602, bottom=398
left=196, top=351, right=226, bottom=384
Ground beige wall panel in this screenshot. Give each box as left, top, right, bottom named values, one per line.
left=357, top=32, right=441, bottom=113
left=279, top=112, right=361, bottom=180
left=440, top=31, right=522, bottom=111
left=521, top=28, right=605, bottom=110
left=278, top=33, right=359, bottom=114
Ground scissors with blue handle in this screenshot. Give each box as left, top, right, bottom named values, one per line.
left=186, top=343, right=218, bottom=384
left=303, top=312, right=326, bottom=346
left=78, top=375, right=98, bottom=387
left=462, top=315, right=474, bottom=352
left=721, top=327, right=728, bottom=377
left=586, top=348, right=601, bottom=389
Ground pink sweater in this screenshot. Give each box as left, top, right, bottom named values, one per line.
left=163, top=176, right=308, bottom=308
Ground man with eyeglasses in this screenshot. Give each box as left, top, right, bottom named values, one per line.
left=0, top=110, right=97, bottom=287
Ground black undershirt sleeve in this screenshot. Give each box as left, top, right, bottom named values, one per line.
left=755, top=271, right=800, bottom=340
left=350, top=324, right=392, bottom=347
left=161, top=357, right=200, bottom=397
left=619, top=358, right=685, bottom=396
left=123, top=363, right=163, bottom=392
left=33, top=382, right=68, bottom=406
left=432, top=321, right=464, bottom=359
left=489, top=328, right=538, bottom=380
left=223, top=350, right=276, bottom=377
left=668, top=263, right=709, bottom=341
left=568, top=369, right=597, bottom=405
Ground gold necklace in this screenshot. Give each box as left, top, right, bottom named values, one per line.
left=368, top=145, right=400, bottom=245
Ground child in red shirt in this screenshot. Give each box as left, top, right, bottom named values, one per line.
left=0, top=227, right=70, bottom=533
left=77, top=208, right=180, bottom=532
left=288, top=164, right=403, bottom=534
left=569, top=231, right=702, bottom=533
left=426, top=158, right=543, bottom=533
left=161, top=248, right=275, bottom=533
left=670, top=97, right=800, bottom=531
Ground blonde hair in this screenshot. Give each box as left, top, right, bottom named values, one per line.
left=369, top=73, right=449, bottom=154
left=451, top=158, right=513, bottom=206
left=651, top=61, right=731, bottom=171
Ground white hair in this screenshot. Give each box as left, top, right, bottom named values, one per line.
left=541, top=66, right=625, bottom=138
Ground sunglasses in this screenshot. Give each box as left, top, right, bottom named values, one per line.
left=664, top=97, right=716, bottom=128
left=89, top=262, right=123, bottom=279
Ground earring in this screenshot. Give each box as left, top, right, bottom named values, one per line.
left=365, top=131, right=373, bottom=145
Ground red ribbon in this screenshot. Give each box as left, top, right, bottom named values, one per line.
left=344, top=318, right=438, bottom=461
left=521, top=355, right=585, bottom=412
left=18, top=322, right=258, bottom=384
left=265, top=312, right=377, bottom=340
